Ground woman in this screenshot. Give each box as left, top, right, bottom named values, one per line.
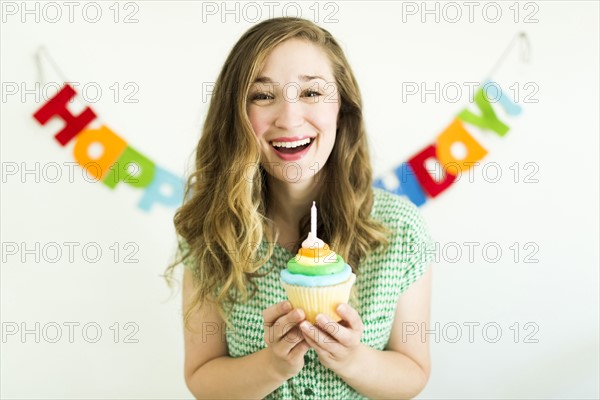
left=169, top=17, right=435, bottom=399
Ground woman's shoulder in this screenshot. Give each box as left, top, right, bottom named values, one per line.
left=370, top=187, right=424, bottom=229
left=176, top=235, right=198, bottom=272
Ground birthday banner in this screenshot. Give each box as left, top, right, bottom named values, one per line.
left=373, top=79, right=522, bottom=207
left=31, top=35, right=526, bottom=212
left=31, top=80, right=520, bottom=212
left=32, top=83, right=185, bottom=212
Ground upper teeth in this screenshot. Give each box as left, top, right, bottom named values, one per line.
left=272, top=138, right=312, bottom=148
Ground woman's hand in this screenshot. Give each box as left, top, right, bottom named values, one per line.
left=262, top=301, right=310, bottom=381
left=299, top=303, right=365, bottom=378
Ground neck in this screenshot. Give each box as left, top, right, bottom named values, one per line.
left=267, top=175, right=323, bottom=230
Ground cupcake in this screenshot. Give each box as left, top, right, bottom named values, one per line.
left=280, top=202, right=356, bottom=324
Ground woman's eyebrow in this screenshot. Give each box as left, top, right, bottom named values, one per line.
left=253, top=74, right=327, bottom=83
left=253, top=76, right=273, bottom=84
left=299, top=74, right=327, bottom=82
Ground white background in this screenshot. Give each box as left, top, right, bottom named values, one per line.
left=1, top=1, right=598, bottom=398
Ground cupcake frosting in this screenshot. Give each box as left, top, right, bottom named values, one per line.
left=281, top=232, right=352, bottom=287
left=281, top=264, right=352, bottom=286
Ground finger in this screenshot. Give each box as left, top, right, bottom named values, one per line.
left=300, top=322, right=333, bottom=358
left=273, top=327, right=304, bottom=357
left=274, top=308, right=306, bottom=342
left=262, top=301, right=292, bottom=326
left=288, top=337, right=310, bottom=360
left=314, top=313, right=354, bottom=347
left=300, top=321, right=341, bottom=350
left=336, top=304, right=364, bottom=332
left=327, top=304, right=364, bottom=346
left=283, top=326, right=304, bottom=345
left=300, top=323, right=321, bottom=347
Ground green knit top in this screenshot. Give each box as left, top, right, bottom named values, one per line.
left=182, top=188, right=435, bottom=399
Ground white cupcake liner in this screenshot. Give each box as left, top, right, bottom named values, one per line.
left=281, top=273, right=356, bottom=324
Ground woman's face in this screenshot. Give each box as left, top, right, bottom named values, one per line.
left=247, top=38, right=340, bottom=185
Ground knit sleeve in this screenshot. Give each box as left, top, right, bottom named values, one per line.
left=395, top=198, right=435, bottom=294
left=372, top=189, right=435, bottom=295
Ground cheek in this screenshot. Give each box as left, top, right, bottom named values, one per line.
left=247, top=108, right=267, bottom=138
left=311, top=102, right=340, bottom=131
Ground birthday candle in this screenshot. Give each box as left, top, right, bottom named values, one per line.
left=311, top=201, right=317, bottom=238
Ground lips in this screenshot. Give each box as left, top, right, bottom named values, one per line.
left=269, top=136, right=315, bottom=161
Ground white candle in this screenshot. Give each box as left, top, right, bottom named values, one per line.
left=302, top=201, right=325, bottom=249
left=311, top=201, right=317, bottom=238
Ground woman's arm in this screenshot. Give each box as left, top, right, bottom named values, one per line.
left=182, top=268, right=309, bottom=399
left=343, top=266, right=432, bottom=398
left=300, top=265, right=433, bottom=399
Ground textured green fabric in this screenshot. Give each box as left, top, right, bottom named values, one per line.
left=182, top=188, right=435, bottom=399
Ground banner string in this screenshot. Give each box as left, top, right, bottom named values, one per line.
left=485, top=32, right=531, bottom=79
left=34, top=32, right=531, bottom=114
left=34, top=45, right=105, bottom=124
left=35, top=45, right=69, bottom=84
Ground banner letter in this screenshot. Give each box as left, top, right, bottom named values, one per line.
left=458, top=86, right=510, bottom=136
left=33, top=84, right=97, bottom=145
left=374, top=163, right=427, bottom=207
left=138, top=166, right=184, bottom=211
left=103, top=146, right=156, bottom=189
left=436, top=118, right=488, bottom=173
left=408, top=144, right=456, bottom=198
left=73, top=125, right=128, bottom=180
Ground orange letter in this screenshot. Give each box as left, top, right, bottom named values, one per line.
left=436, top=118, right=488, bottom=174
left=73, top=125, right=128, bottom=180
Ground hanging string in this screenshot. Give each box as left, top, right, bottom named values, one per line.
left=485, top=32, right=531, bottom=79
left=35, top=45, right=72, bottom=84
left=34, top=49, right=46, bottom=85
left=35, top=45, right=104, bottom=123
left=35, top=32, right=530, bottom=115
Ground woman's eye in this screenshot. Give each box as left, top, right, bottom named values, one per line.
left=303, top=90, right=321, bottom=98
left=250, top=92, right=274, bottom=101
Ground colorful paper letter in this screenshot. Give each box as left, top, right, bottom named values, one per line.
left=408, top=144, right=456, bottom=198
left=103, top=146, right=156, bottom=189
left=394, top=162, right=427, bottom=206
left=138, top=166, right=184, bottom=211
left=33, top=84, right=97, bottom=145
left=458, top=87, right=510, bottom=136
left=73, top=125, right=128, bottom=180
left=374, top=162, right=427, bottom=207
left=481, top=80, right=522, bottom=116
left=436, top=118, right=488, bottom=173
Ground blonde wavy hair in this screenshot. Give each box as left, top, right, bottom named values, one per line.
left=167, top=17, right=390, bottom=324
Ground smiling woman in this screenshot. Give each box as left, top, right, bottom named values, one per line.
left=167, top=17, right=435, bottom=399
left=247, top=38, right=340, bottom=174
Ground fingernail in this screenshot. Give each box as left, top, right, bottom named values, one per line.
left=337, top=303, right=347, bottom=313
left=316, top=314, right=329, bottom=325
left=300, top=322, right=309, bottom=330
left=282, top=302, right=291, bottom=312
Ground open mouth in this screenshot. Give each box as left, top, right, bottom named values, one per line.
left=270, top=137, right=314, bottom=154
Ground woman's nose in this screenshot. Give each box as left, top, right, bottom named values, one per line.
left=274, top=91, right=304, bottom=130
